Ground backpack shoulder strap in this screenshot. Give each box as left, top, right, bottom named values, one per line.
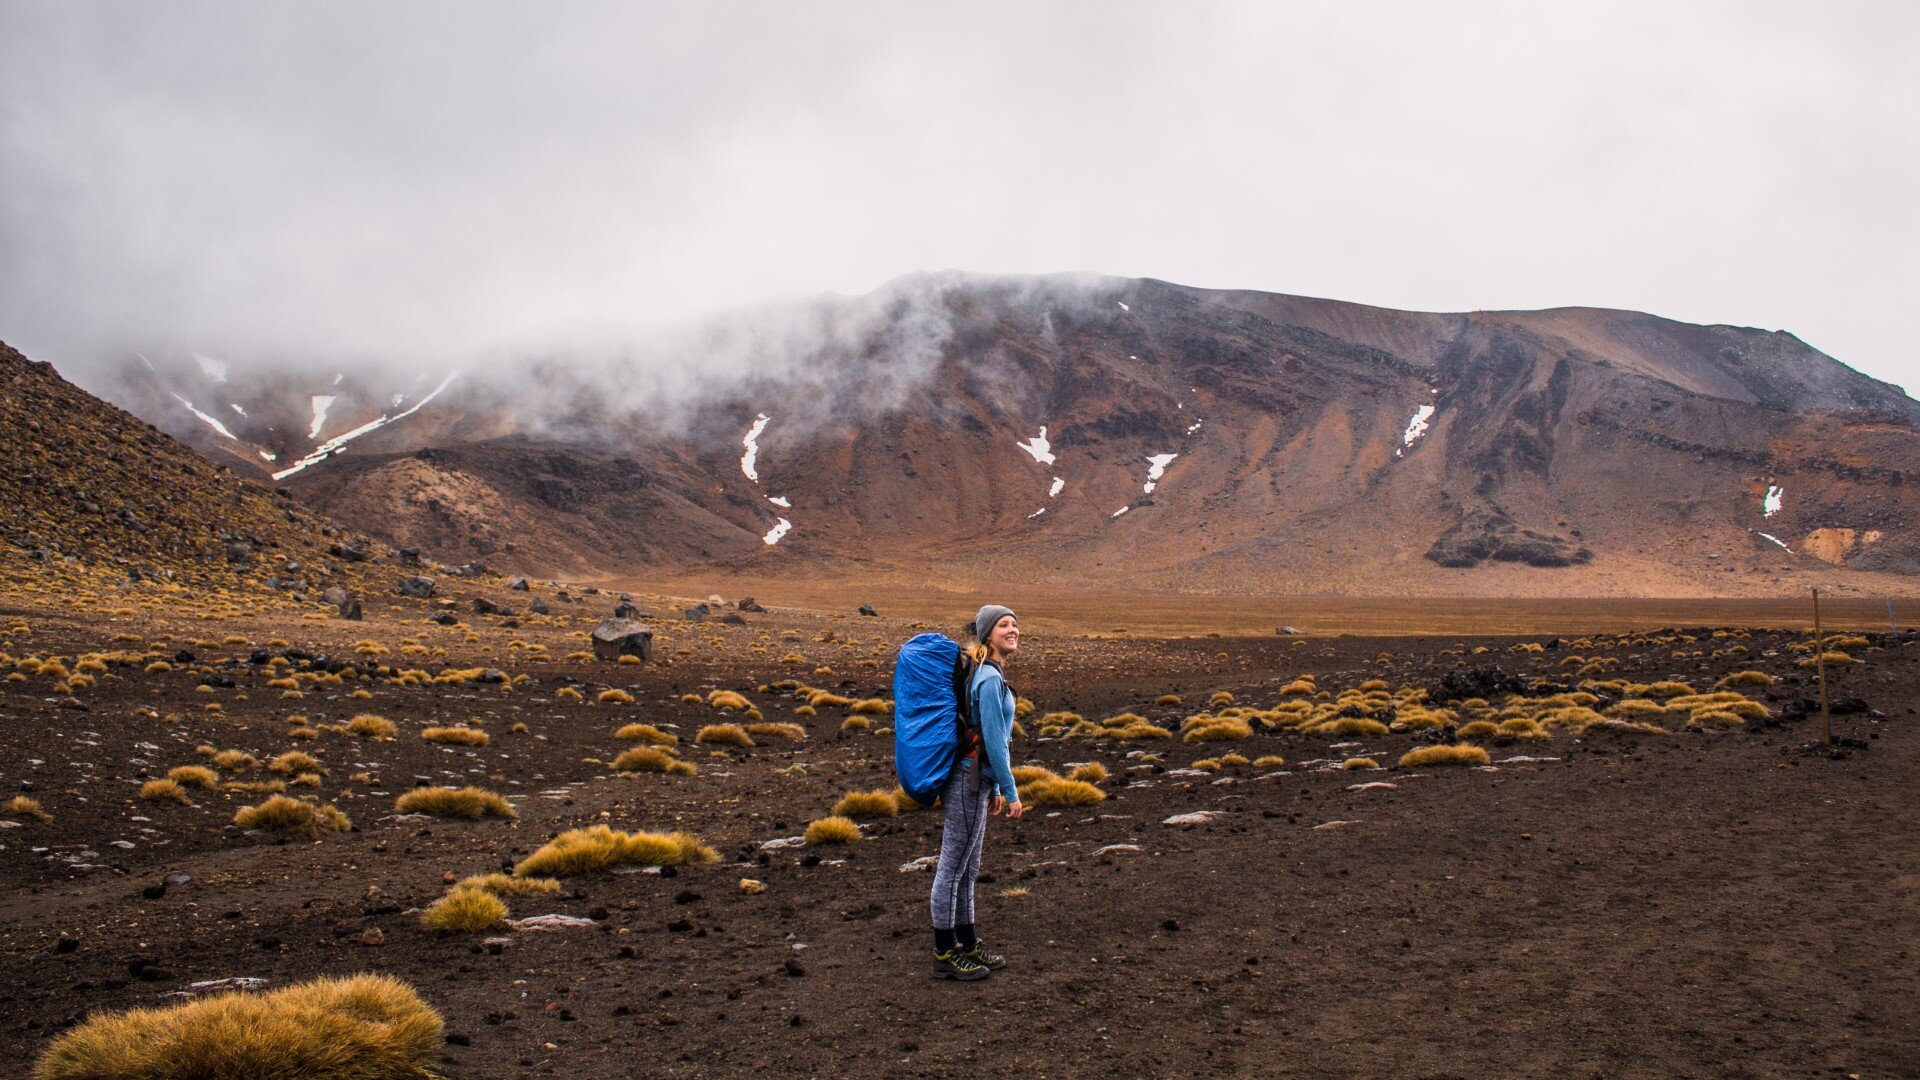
left=952, top=651, right=979, bottom=729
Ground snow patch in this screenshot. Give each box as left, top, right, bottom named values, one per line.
left=762, top=518, right=792, bottom=545
left=1403, top=404, right=1436, bottom=447
left=1757, top=531, right=1794, bottom=554
left=192, top=353, right=228, bottom=382
left=307, top=396, right=337, bottom=439
left=331, top=372, right=343, bottom=386
left=271, top=370, right=459, bottom=481
left=1185, top=419, right=1204, bottom=435
left=1763, top=485, right=1783, bottom=518
left=1111, top=506, right=1130, bottom=518
left=1027, top=507, right=1047, bottom=519
left=1142, top=452, right=1177, bottom=494
left=741, top=414, right=771, bottom=482
left=1116, top=301, right=1130, bottom=312
left=768, top=495, right=791, bottom=508
left=1048, top=476, right=1064, bottom=498
left=258, top=451, right=277, bottom=462
left=228, top=403, right=246, bottom=417
left=1016, top=426, right=1056, bottom=465
left=390, top=393, right=406, bottom=408
left=169, top=394, right=237, bottom=440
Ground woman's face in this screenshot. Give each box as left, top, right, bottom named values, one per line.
left=988, top=614, right=1019, bottom=658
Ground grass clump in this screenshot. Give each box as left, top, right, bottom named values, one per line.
left=614, top=723, right=677, bottom=745
left=345, top=714, right=397, bottom=739
left=849, top=698, right=891, bottom=714
left=1155, top=694, right=1182, bottom=706
left=1340, top=757, right=1380, bottom=770
left=514, top=825, right=719, bottom=877
left=1067, top=762, right=1109, bottom=784
left=421, top=887, right=509, bottom=932
left=1023, top=778, right=1107, bottom=807
left=233, top=795, right=351, bottom=839
left=803, top=816, right=862, bottom=845
left=1311, top=717, right=1390, bottom=737
left=168, top=765, right=218, bottom=789
left=1455, top=720, right=1500, bottom=738
left=745, top=722, right=807, bottom=741
left=140, top=779, right=190, bottom=804
left=831, top=790, right=899, bottom=819
left=394, top=786, right=516, bottom=819
left=839, top=715, right=872, bottom=733
left=1397, top=744, right=1491, bottom=768
left=1714, top=670, right=1774, bottom=689
left=598, top=688, right=635, bottom=704
left=706, top=689, right=752, bottom=711
left=1253, top=755, right=1287, bottom=767
left=611, top=747, right=697, bottom=775
left=421, top=725, right=489, bottom=746
left=33, top=972, right=443, bottom=1080
left=695, top=723, right=754, bottom=748
left=211, top=750, right=259, bottom=772
left=268, top=751, right=323, bottom=775
left=456, top=873, right=561, bottom=896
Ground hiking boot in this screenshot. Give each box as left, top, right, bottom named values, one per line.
left=960, top=942, right=1007, bottom=970
left=932, top=949, right=990, bottom=981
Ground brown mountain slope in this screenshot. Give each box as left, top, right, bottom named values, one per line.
left=84, top=275, right=1920, bottom=595
left=0, top=341, right=396, bottom=600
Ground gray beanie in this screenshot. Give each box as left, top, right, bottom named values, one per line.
left=973, top=604, right=1016, bottom=644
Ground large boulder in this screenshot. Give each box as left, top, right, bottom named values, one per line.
left=395, top=576, right=436, bottom=598
left=592, top=620, right=654, bottom=662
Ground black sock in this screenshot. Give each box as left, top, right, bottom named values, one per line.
left=955, top=923, right=978, bottom=950
left=934, top=927, right=956, bottom=954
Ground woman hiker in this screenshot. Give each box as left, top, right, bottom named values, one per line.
left=930, top=604, right=1025, bottom=980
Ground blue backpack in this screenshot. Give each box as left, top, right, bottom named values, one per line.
left=891, top=633, right=981, bottom=805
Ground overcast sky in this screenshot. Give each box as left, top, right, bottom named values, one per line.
left=2, top=1, right=1915, bottom=394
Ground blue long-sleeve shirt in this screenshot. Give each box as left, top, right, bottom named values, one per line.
left=968, top=661, right=1020, bottom=802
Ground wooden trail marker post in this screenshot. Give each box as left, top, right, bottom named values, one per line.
left=1812, top=588, right=1831, bottom=747
left=1891, top=598, right=1899, bottom=636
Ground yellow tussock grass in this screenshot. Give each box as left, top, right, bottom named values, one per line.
left=233, top=796, right=350, bottom=838
left=140, top=779, right=190, bottom=804
left=695, top=723, right=754, bottom=747
left=1456, top=720, right=1500, bottom=738
left=1799, top=650, right=1862, bottom=667
left=1253, top=755, right=1287, bottom=767
left=1010, top=766, right=1060, bottom=785
left=268, top=751, right=323, bottom=775
left=1109, top=721, right=1171, bottom=740
left=831, top=790, right=899, bottom=819
left=1607, top=699, right=1669, bottom=719
left=892, top=786, right=932, bottom=812
left=457, top=873, right=561, bottom=896
left=1023, top=778, right=1106, bottom=806
left=394, top=786, right=515, bottom=819
left=345, top=714, right=396, bottom=739
left=850, top=698, right=891, bottom=714
left=33, top=973, right=442, bottom=1080
left=514, top=825, right=718, bottom=877
left=598, top=688, right=636, bottom=704
left=168, top=765, right=218, bottom=789
left=1043, top=712, right=1085, bottom=726
left=420, top=887, right=508, bottom=932
left=8, top=795, right=48, bottom=820
left=1208, top=691, right=1236, bottom=707
left=1688, top=709, right=1749, bottom=729
left=1715, top=670, right=1774, bottom=689
left=615, top=723, right=677, bottom=745
left=746, top=722, right=807, bottom=741
left=555, top=687, right=583, bottom=702
left=1341, top=757, right=1379, bottom=770
left=803, top=816, right=861, bottom=845
left=1155, top=694, right=1182, bottom=706
left=1310, top=718, right=1389, bottom=737
left=1067, top=762, right=1109, bottom=784
left=611, top=747, right=696, bottom=775
left=793, top=704, right=817, bottom=717
left=707, top=689, right=752, bottom=711
left=1219, top=753, right=1249, bottom=767
left=1397, top=744, right=1490, bottom=768
left=211, top=750, right=259, bottom=772
left=1639, top=681, right=1695, bottom=699
left=1278, top=679, right=1316, bottom=696
left=1497, top=717, right=1550, bottom=740
left=1357, top=679, right=1389, bottom=692
left=422, top=726, right=489, bottom=746
left=839, top=715, right=872, bottom=732
left=223, top=779, right=287, bottom=794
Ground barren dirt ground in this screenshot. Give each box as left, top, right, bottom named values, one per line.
left=2, top=584, right=1917, bottom=1078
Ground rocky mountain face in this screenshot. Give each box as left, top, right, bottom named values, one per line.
left=0, top=341, right=395, bottom=598
left=71, top=275, right=1920, bottom=594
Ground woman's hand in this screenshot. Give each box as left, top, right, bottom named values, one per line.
left=991, top=796, right=1024, bottom=819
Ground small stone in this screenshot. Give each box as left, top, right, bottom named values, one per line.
left=358, top=928, right=385, bottom=946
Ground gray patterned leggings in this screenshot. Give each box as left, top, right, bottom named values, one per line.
left=929, top=762, right=992, bottom=930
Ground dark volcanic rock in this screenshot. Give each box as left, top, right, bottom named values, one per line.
left=1429, top=665, right=1529, bottom=705
left=592, top=619, right=654, bottom=662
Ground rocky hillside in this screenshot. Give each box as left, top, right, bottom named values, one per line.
left=0, top=341, right=396, bottom=598
left=74, top=275, right=1920, bottom=595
